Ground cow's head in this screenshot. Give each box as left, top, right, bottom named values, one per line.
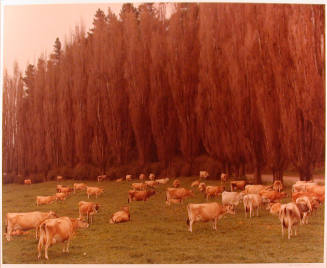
left=48, top=211, right=58, bottom=218
left=94, top=204, right=100, bottom=212
left=121, top=206, right=129, bottom=213
left=224, top=204, right=235, bottom=215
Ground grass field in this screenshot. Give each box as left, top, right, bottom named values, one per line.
left=2, top=177, right=325, bottom=264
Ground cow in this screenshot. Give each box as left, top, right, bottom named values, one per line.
left=292, top=191, right=324, bottom=203
left=230, top=180, right=247, bottom=191
left=279, top=201, right=311, bottom=239
left=273, top=180, right=283, bottom=192
left=198, top=182, right=206, bottom=193
left=128, top=189, right=156, bottom=203
left=145, top=180, right=158, bottom=188
left=166, top=198, right=182, bottom=205
left=259, top=190, right=288, bottom=203
left=126, top=174, right=132, bottom=181
left=56, top=192, right=68, bottom=201
left=243, top=194, right=263, bottom=218
left=86, top=186, right=104, bottom=199
left=191, top=180, right=200, bottom=188
left=244, top=184, right=269, bottom=194
left=56, top=176, right=63, bottom=183
left=97, top=175, right=107, bottom=182
left=36, top=195, right=57, bottom=206
left=205, top=185, right=225, bottom=200
left=37, top=217, right=74, bottom=260
left=266, top=202, right=282, bottom=216
left=78, top=201, right=100, bottom=224
left=165, top=188, right=194, bottom=205
left=73, top=183, right=87, bottom=193
left=222, top=191, right=245, bottom=209
left=156, top=178, right=170, bottom=184
left=149, top=173, right=156, bottom=180
left=199, top=171, right=209, bottom=179
left=292, top=181, right=317, bottom=193
left=306, top=185, right=325, bottom=199
left=296, top=197, right=312, bottom=224
left=109, top=206, right=130, bottom=224
left=24, top=179, right=32, bottom=185
left=116, top=178, right=124, bottom=182
left=132, top=182, right=147, bottom=191
left=59, top=186, right=73, bottom=195
left=5, top=229, right=30, bottom=236
left=5, top=211, right=57, bottom=241
left=221, top=173, right=228, bottom=185
left=139, top=174, right=146, bottom=180
left=186, top=202, right=235, bottom=232
left=70, top=218, right=89, bottom=229
left=172, top=179, right=181, bottom=188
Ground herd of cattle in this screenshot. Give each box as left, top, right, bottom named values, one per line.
left=4, top=171, right=325, bottom=260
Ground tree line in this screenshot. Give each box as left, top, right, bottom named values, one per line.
left=2, top=3, right=325, bottom=183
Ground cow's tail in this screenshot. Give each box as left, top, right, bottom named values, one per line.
left=186, top=204, right=191, bottom=226
left=279, top=206, right=288, bottom=228
left=39, top=222, right=47, bottom=244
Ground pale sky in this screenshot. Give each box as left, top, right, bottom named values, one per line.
left=3, top=1, right=124, bottom=75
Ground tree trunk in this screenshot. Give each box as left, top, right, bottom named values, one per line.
left=240, top=162, right=246, bottom=177
left=255, top=165, right=262, bottom=184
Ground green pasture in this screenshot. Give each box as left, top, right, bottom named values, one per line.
left=2, top=177, right=325, bottom=264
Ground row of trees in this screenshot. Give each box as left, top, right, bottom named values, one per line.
left=3, top=3, right=325, bottom=182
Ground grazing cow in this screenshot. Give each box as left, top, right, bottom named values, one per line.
left=186, top=202, right=235, bottom=232
left=73, top=183, right=87, bottom=193
left=279, top=201, right=311, bottom=239
left=296, top=197, right=312, bottom=224
left=56, top=176, right=63, bottom=182
left=56, top=192, right=68, bottom=201
left=266, top=202, right=282, bottom=216
left=139, top=174, right=146, bottom=180
left=78, top=201, right=100, bottom=224
left=166, top=188, right=194, bottom=205
left=156, top=178, right=170, bottom=184
left=259, top=190, right=288, bottom=203
left=221, top=173, right=228, bottom=184
left=230, top=180, right=247, bottom=191
left=37, top=217, right=74, bottom=260
left=172, top=179, right=181, bottom=188
left=86, top=186, right=104, bottom=199
left=191, top=180, right=200, bottom=188
left=116, top=178, right=124, bottom=182
left=70, top=218, right=89, bottom=229
left=145, top=180, right=158, bottom=188
left=243, top=194, right=263, bottom=218
left=126, top=174, right=132, bottom=181
left=128, top=190, right=156, bottom=203
left=97, top=175, right=107, bottom=182
left=292, top=181, right=317, bottom=193
left=306, top=185, right=325, bottom=198
left=132, top=182, right=147, bottom=191
left=244, top=184, right=268, bottom=194
left=273, top=180, right=283, bottom=192
left=59, top=186, right=73, bottom=195
left=36, top=196, right=57, bottom=206
left=199, top=171, right=209, bottom=179
left=205, top=186, right=225, bottom=200
left=149, top=173, right=156, bottom=180
left=5, top=211, right=57, bottom=241
left=109, top=206, right=130, bottom=224
left=222, top=191, right=245, bottom=209
left=198, top=182, right=206, bottom=193
left=24, top=179, right=32, bottom=185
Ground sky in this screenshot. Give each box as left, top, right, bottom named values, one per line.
left=2, top=1, right=124, bottom=75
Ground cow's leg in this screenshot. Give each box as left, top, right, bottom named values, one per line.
left=244, top=205, right=247, bottom=217
left=44, top=235, right=51, bottom=260
left=257, top=207, right=259, bottom=217
left=6, top=225, right=12, bottom=241
left=288, top=225, right=291, bottom=239
left=189, top=220, right=193, bottom=232
left=35, top=226, right=39, bottom=240
left=214, top=218, right=217, bottom=230
left=281, top=223, right=284, bottom=238
left=249, top=206, right=252, bottom=218
left=88, top=194, right=90, bottom=199
left=37, top=236, right=44, bottom=259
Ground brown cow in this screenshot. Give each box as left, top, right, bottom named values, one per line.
left=86, top=186, right=104, bottom=199
left=5, top=211, right=57, bottom=241
left=78, top=201, right=100, bottom=224
left=230, top=180, right=247, bottom=191
left=145, top=180, right=158, bottom=188
left=205, top=185, right=225, bottom=200
left=109, top=206, right=130, bottom=224
left=128, top=190, right=156, bottom=203
left=56, top=176, right=63, bottom=182
left=56, top=192, right=68, bottom=201
left=266, top=202, right=282, bottom=216
left=24, top=179, right=32, bottom=185
left=139, top=174, right=146, bottom=180
left=73, top=183, right=87, bottom=193
left=36, top=196, right=57, bottom=206
left=149, top=173, right=156, bottom=180
left=126, top=174, right=132, bottom=181
left=132, top=182, right=147, bottom=191
left=221, top=173, right=228, bottom=185
left=186, top=202, right=235, bottom=232
left=166, top=187, right=194, bottom=205
left=191, top=180, right=200, bottom=188
left=259, top=190, right=288, bottom=203
left=97, top=175, right=107, bottom=182
left=273, top=180, right=283, bottom=192
left=172, top=179, right=181, bottom=188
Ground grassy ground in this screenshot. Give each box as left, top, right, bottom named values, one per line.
left=2, top=177, right=325, bottom=264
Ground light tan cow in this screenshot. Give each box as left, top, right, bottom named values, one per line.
left=78, top=201, right=100, bottom=224
left=97, top=175, right=107, bottom=182
left=222, top=191, right=245, bottom=208
left=56, top=176, right=63, bottom=182
left=109, top=206, right=130, bottom=224
left=156, top=178, right=170, bottom=184
left=128, top=190, right=156, bottom=203
left=24, top=179, right=32, bottom=185
left=166, top=187, right=194, bottom=205
left=132, top=182, right=147, bottom=191
left=139, top=174, right=146, bottom=180
left=306, top=185, right=325, bottom=200
left=126, top=174, right=132, bottom=181
left=230, top=180, right=247, bottom=191
left=243, top=194, right=263, bottom=217
left=73, top=183, right=87, bottom=193
left=70, top=218, right=89, bottom=229
left=5, top=211, right=57, bottom=241
left=186, top=202, right=235, bottom=232
left=36, top=196, right=57, bottom=206
left=37, top=217, right=73, bottom=260
left=296, top=197, right=312, bottom=224
left=292, top=191, right=324, bottom=203
left=149, top=173, right=156, bottom=180
left=145, top=180, right=158, bottom=188
left=172, top=179, right=181, bottom=188
left=266, top=202, right=282, bottom=216
left=199, top=171, right=209, bottom=179
left=116, top=178, right=124, bottom=182
left=56, top=192, right=68, bottom=201
left=221, top=173, right=228, bottom=184
left=198, top=182, right=206, bottom=192
left=244, top=184, right=269, bottom=194
left=205, top=185, right=225, bottom=200
left=191, top=180, right=200, bottom=188
left=86, top=186, right=104, bottom=199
